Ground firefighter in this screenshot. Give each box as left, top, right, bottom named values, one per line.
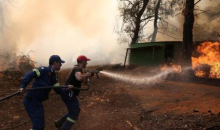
left=54, top=55, right=92, bottom=130
left=19, top=55, right=65, bottom=130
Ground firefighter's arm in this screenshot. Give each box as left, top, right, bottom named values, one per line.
left=52, top=74, right=63, bottom=94
left=75, top=72, right=91, bottom=82
left=19, top=68, right=41, bottom=92
left=53, top=82, right=63, bottom=94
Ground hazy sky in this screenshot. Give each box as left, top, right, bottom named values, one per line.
left=5, top=0, right=126, bottom=67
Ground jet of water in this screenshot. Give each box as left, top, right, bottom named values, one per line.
left=100, top=67, right=191, bottom=85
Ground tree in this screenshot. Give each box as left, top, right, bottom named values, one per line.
left=118, top=0, right=151, bottom=44
left=117, top=0, right=182, bottom=44
left=193, top=0, right=220, bottom=41
left=151, top=0, right=161, bottom=42
left=182, top=0, right=195, bottom=68
left=130, top=0, right=150, bottom=44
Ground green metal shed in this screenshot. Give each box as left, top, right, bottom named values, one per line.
left=124, top=41, right=182, bottom=66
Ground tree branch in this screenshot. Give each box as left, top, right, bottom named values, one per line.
left=157, top=31, right=181, bottom=40
left=147, top=34, right=153, bottom=41
left=141, top=15, right=154, bottom=22
left=194, top=0, right=202, bottom=5
left=140, top=19, right=153, bottom=30
left=120, top=0, right=133, bottom=6
left=175, top=12, right=182, bottom=16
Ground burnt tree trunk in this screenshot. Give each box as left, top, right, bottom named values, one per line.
left=151, top=0, right=161, bottom=42
left=131, top=0, right=149, bottom=44
left=182, top=0, right=194, bottom=68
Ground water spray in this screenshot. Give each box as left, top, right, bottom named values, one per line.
left=100, top=67, right=191, bottom=85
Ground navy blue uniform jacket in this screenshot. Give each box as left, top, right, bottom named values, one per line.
left=20, top=66, right=61, bottom=101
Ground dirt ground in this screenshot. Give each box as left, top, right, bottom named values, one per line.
left=1, top=67, right=220, bottom=130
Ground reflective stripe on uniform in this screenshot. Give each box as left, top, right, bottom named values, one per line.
left=53, top=83, right=60, bottom=87
left=67, top=117, right=76, bottom=123
left=33, top=69, right=40, bottom=77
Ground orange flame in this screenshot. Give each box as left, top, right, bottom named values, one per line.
left=192, top=41, right=220, bottom=78
left=160, top=64, right=167, bottom=71
left=171, top=64, right=182, bottom=72
left=194, top=70, right=206, bottom=77
left=160, top=63, right=181, bottom=73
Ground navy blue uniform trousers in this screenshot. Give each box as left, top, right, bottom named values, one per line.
left=60, top=91, right=81, bottom=130
left=23, top=97, right=45, bottom=130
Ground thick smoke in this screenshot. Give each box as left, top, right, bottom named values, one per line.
left=148, top=0, right=220, bottom=42
left=1, top=0, right=218, bottom=70
left=193, top=0, right=220, bottom=41
left=0, top=0, right=127, bottom=68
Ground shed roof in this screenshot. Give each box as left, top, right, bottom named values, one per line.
left=127, top=42, right=165, bottom=50
left=126, top=41, right=186, bottom=50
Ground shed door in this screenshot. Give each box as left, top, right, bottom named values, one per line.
left=164, top=44, right=174, bottom=62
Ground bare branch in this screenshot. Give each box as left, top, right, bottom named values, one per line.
left=117, top=0, right=183, bottom=44
left=146, top=34, right=153, bottom=41
left=140, top=15, right=154, bottom=22
left=140, top=19, right=153, bottom=30
left=121, top=0, right=133, bottom=5
left=194, top=0, right=202, bottom=5
left=129, top=19, right=135, bottom=29
left=157, top=31, right=181, bottom=40
left=161, top=19, right=178, bottom=30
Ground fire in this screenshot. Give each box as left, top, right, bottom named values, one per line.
left=171, top=64, right=182, bottom=72
left=160, top=64, right=167, bottom=71
left=160, top=63, right=181, bottom=73
left=194, top=70, right=206, bottom=77
left=192, top=41, right=220, bottom=78
left=209, top=63, right=220, bottom=78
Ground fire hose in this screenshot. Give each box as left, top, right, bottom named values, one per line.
left=0, top=70, right=100, bottom=102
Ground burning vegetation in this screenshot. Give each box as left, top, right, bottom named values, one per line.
left=192, top=41, right=220, bottom=78
left=160, top=64, right=182, bottom=73
left=0, top=52, right=36, bottom=79
left=161, top=41, right=220, bottom=79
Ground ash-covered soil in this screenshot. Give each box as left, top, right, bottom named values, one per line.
left=1, top=67, right=220, bottom=130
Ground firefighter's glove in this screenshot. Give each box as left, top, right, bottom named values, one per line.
left=85, top=73, right=91, bottom=78
left=91, top=72, right=95, bottom=77
left=19, top=88, right=25, bottom=93
left=67, top=85, right=73, bottom=91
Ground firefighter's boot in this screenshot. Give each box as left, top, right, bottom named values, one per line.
left=61, top=117, right=76, bottom=130
left=54, top=115, right=67, bottom=129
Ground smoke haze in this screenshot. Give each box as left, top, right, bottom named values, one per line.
left=1, top=0, right=220, bottom=69
left=1, top=0, right=127, bottom=68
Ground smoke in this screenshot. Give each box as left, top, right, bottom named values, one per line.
left=0, top=0, right=127, bottom=68
left=156, top=15, right=184, bottom=41
left=2, top=0, right=218, bottom=70
left=151, top=0, right=220, bottom=42
left=193, top=0, right=220, bottom=41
